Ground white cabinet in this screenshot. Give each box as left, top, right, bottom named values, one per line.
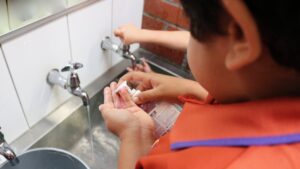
left=112, top=0, right=144, bottom=65
left=1, top=17, right=72, bottom=127
left=0, top=48, right=28, bottom=143
left=67, top=0, right=112, bottom=87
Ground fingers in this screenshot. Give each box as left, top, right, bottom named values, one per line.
left=103, top=87, right=113, bottom=104
left=141, top=58, right=152, bottom=73
left=125, top=58, right=152, bottom=73
left=119, top=71, right=146, bottom=86
left=134, top=89, right=159, bottom=104
left=110, top=82, right=121, bottom=108
left=126, top=67, right=134, bottom=72
left=99, top=87, right=113, bottom=112
left=119, top=88, right=136, bottom=107
left=136, top=64, right=144, bottom=71
left=126, top=64, right=147, bottom=72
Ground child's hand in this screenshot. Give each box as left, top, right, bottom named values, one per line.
left=114, top=24, right=142, bottom=45
left=99, top=82, right=155, bottom=141
left=119, top=72, right=209, bottom=104
left=118, top=72, right=188, bottom=104
left=127, top=58, right=152, bottom=73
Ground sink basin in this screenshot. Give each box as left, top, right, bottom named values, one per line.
left=9, top=48, right=192, bottom=169
left=0, top=148, right=89, bottom=169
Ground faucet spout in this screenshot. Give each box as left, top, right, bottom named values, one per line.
left=101, top=36, right=140, bottom=69
left=71, top=88, right=90, bottom=106
left=0, top=131, right=19, bottom=165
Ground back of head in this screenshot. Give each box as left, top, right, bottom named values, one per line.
left=180, top=0, right=300, bottom=72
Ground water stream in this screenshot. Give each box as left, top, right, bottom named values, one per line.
left=85, top=105, right=95, bottom=161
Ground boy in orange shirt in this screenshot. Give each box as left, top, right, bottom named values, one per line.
left=99, top=0, right=300, bottom=169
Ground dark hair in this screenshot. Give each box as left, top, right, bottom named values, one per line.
left=180, top=0, right=300, bottom=71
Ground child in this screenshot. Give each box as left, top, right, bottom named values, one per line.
left=99, top=0, right=300, bottom=169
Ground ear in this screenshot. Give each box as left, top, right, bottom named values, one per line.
left=222, top=0, right=262, bottom=70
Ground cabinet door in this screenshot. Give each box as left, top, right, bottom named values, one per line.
left=67, top=0, right=112, bottom=87
left=2, top=17, right=72, bottom=127
left=0, top=48, right=28, bottom=143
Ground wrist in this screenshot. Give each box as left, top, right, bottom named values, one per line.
left=120, top=127, right=156, bottom=154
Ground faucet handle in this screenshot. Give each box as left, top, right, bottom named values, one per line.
left=61, top=62, right=83, bottom=72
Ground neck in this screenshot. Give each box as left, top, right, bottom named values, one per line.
left=238, top=53, right=300, bottom=101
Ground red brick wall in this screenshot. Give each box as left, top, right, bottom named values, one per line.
left=141, top=0, right=189, bottom=65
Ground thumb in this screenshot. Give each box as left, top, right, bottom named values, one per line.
left=114, top=29, right=123, bottom=38
left=133, top=89, right=160, bottom=104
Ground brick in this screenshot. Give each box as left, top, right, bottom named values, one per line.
left=141, top=43, right=184, bottom=65
left=144, top=0, right=180, bottom=24
left=142, top=15, right=164, bottom=30
left=176, top=8, right=190, bottom=29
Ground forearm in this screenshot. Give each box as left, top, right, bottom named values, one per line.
left=118, top=130, right=155, bottom=169
left=139, top=30, right=190, bottom=51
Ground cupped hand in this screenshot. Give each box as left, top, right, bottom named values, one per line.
left=126, top=58, right=152, bottom=73
left=99, top=82, right=155, bottom=140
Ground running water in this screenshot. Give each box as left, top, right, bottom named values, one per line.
left=85, top=105, right=95, bottom=161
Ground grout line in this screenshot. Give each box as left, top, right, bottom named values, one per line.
left=5, top=0, right=12, bottom=30
left=143, top=13, right=187, bottom=31
left=66, top=15, right=74, bottom=62
left=0, top=44, right=30, bottom=127
left=109, top=0, right=114, bottom=66
left=163, top=0, right=182, bottom=8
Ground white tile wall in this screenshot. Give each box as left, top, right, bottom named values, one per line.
left=0, top=0, right=144, bottom=143
left=111, top=0, right=144, bottom=65
left=0, top=48, right=28, bottom=143
left=67, top=0, right=112, bottom=87
left=2, top=17, right=72, bottom=127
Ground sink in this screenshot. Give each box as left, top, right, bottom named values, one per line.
left=8, top=49, right=192, bottom=169
left=0, top=148, right=89, bottom=169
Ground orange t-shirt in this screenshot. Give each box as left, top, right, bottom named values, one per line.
left=136, top=97, right=300, bottom=169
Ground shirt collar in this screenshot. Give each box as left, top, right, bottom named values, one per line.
left=170, top=97, right=300, bottom=150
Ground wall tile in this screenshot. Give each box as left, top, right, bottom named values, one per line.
left=0, top=48, right=28, bottom=143
left=112, top=0, right=144, bottom=65
left=67, top=0, right=112, bottom=87
left=2, top=17, right=72, bottom=127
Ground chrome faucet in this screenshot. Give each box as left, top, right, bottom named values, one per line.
left=0, top=128, right=19, bottom=165
left=101, top=36, right=140, bottom=69
left=47, top=62, right=90, bottom=106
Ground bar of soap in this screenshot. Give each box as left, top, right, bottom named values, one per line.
left=114, top=81, right=141, bottom=97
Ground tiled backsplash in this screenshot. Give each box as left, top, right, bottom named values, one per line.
left=0, top=0, right=144, bottom=143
